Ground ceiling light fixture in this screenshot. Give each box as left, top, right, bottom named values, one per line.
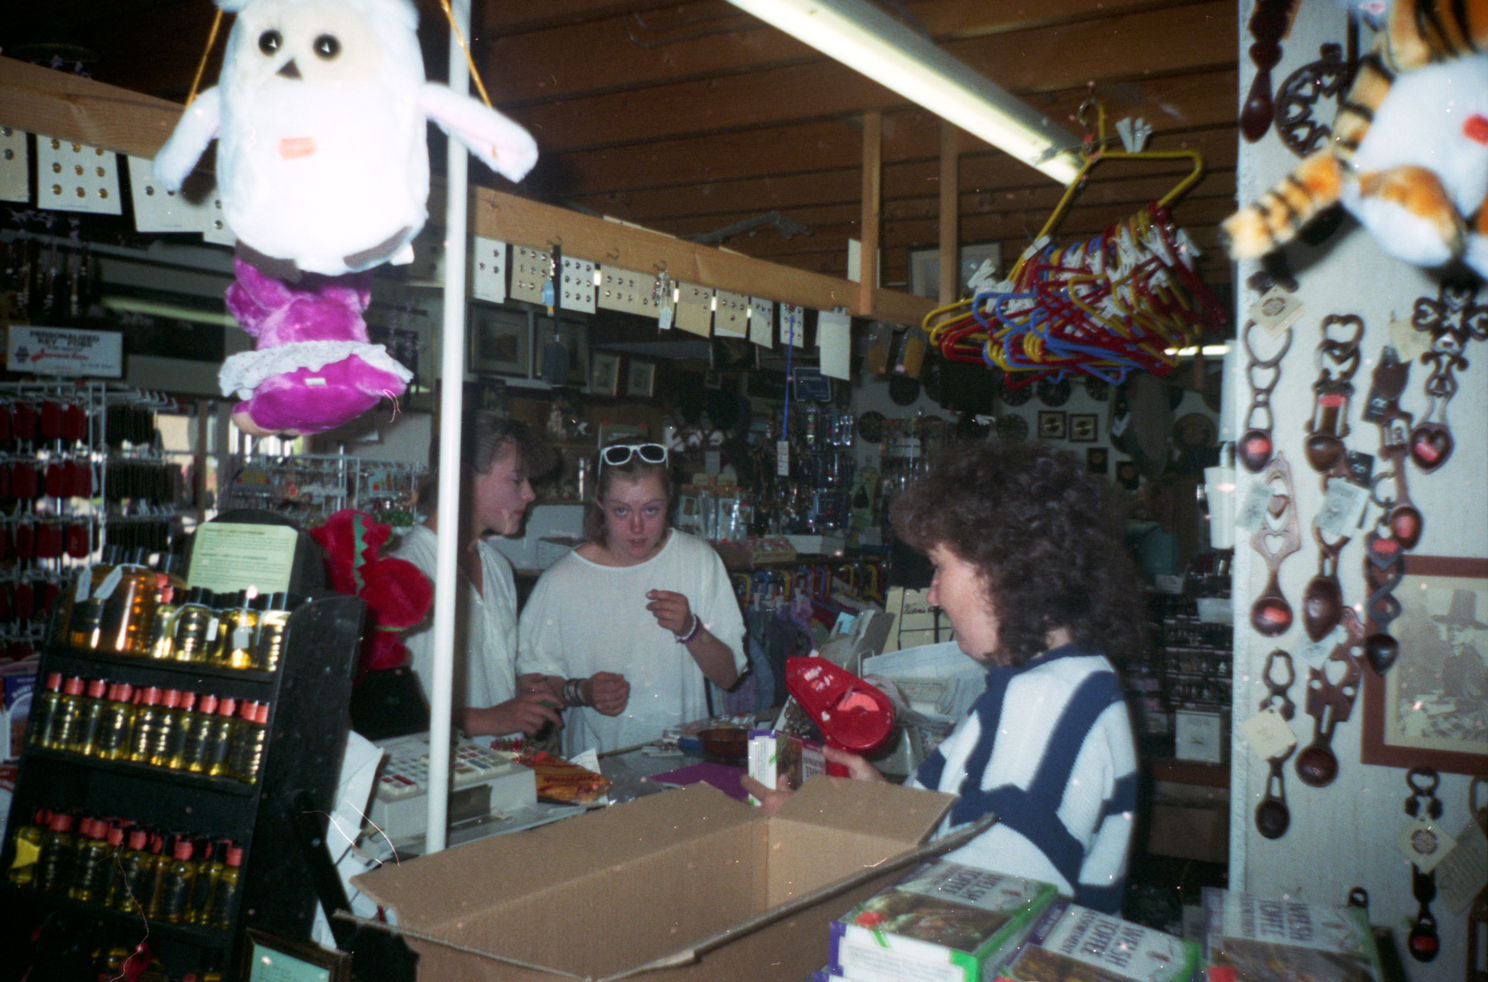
left=724, top=0, right=1083, bottom=184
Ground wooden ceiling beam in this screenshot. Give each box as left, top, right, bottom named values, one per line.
left=501, top=1, right=1234, bottom=153
left=540, top=67, right=1239, bottom=200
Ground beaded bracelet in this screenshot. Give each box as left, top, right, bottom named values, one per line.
left=675, top=614, right=702, bottom=645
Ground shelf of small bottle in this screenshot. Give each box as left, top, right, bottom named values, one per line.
left=0, top=882, right=235, bottom=946
left=19, top=744, right=262, bottom=797
left=44, top=645, right=279, bottom=691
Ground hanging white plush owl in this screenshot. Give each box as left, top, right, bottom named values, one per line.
left=153, top=0, right=538, bottom=279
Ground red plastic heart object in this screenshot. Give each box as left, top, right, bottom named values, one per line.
left=784, top=656, right=895, bottom=757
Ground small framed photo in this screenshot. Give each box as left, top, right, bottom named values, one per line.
left=468, top=305, right=529, bottom=376
left=1037, top=410, right=1066, bottom=440
left=1086, top=447, right=1109, bottom=474
left=242, top=929, right=351, bottom=982
left=626, top=359, right=656, bottom=398
left=590, top=351, right=621, bottom=396
left=1068, top=413, right=1098, bottom=443
left=535, top=318, right=590, bottom=388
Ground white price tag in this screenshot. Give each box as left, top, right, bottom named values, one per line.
left=1436, top=819, right=1488, bottom=914
left=1396, top=815, right=1455, bottom=874
left=1239, top=706, right=1297, bottom=761
left=776, top=440, right=790, bottom=477
left=1248, top=286, right=1304, bottom=335
left=1238, top=482, right=1274, bottom=532
left=207, top=617, right=220, bottom=642
left=658, top=303, right=674, bottom=332
left=1316, top=478, right=1370, bottom=538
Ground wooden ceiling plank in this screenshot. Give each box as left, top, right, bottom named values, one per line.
left=541, top=67, right=1239, bottom=198
left=503, top=1, right=1235, bottom=153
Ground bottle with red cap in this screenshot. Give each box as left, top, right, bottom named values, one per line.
left=126, top=687, right=164, bottom=765
left=176, top=693, right=219, bottom=773
left=34, top=811, right=77, bottom=895
left=94, top=682, right=135, bottom=761
left=161, top=689, right=196, bottom=768
left=203, top=842, right=243, bottom=929
left=107, top=826, right=153, bottom=913
left=205, top=697, right=239, bottom=778
left=27, top=672, right=63, bottom=749
left=155, top=833, right=199, bottom=924
left=5, top=807, right=50, bottom=887
left=41, top=676, right=86, bottom=750
left=69, top=677, right=109, bottom=755
left=227, top=700, right=268, bottom=783
left=145, top=689, right=183, bottom=768
left=69, top=816, right=113, bottom=903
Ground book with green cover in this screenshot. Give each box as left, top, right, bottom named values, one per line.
left=1201, top=888, right=1383, bottom=982
left=829, top=861, right=1058, bottom=982
left=999, top=900, right=1201, bottom=982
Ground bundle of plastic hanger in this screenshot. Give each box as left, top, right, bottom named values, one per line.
left=927, top=203, right=1225, bottom=387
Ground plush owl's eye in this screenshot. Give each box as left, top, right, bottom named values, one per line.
left=313, top=34, right=341, bottom=59
left=258, top=30, right=283, bottom=55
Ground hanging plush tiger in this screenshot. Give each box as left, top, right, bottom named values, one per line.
left=1222, top=0, right=1488, bottom=278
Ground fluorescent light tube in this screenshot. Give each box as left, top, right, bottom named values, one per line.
left=726, top=0, right=1082, bottom=183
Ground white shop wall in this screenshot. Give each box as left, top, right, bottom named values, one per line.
left=1231, top=2, right=1487, bottom=977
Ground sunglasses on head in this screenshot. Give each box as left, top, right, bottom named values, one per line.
left=600, top=442, right=668, bottom=470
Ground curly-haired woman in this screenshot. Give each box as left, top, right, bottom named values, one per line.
left=744, top=439, right=1145, bottom=914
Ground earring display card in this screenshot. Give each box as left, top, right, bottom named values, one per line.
left=470, top=236, right=508, bottom=304
left=510, top=246, right=552, bottom=306
left=597, top=267, right=659, bottom=317
left=749, top=297, right=774, bottom=347
left=127, top=156, right=216, bottom=234
left=780, top=303, right=806, bottom=348
left=714, top=290, right=749, bottom=337
left=36, top=138, right=122, bottom=215
left=0, top=126, right=30, bottom=203
left=559, top=256, right=596, bottom=314
left=674, top=282, right=714, bottom=337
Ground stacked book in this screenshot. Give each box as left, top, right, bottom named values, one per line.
left=998, top=899, right=1202, bottom=981
left=1200, top=888, right=1385, bottom=982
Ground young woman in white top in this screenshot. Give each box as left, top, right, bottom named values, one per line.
left=518, top=440, right=747, bottom=754
left=396, top=412, right=573, bottom=737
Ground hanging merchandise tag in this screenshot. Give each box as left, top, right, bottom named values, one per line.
left=1397, top=815, right=1455, bottom=874
left=1435, top=819, right=1488, bottom=914
left=540, top=280, right=555, bottom=314
left=1248, top=286, right=1304, bottom=336
left=776, top=440, right=790, bottom=477
left=1297, top=623, right=1347, bottom=670
left=75, top=565, right=93, bottom=602
left=1238, top=481, right=1274, bottom=532
left=1316, top=478, right=1370, bottom=538
left=1389, top=314, right=1433, bottom=362
left=94, top=566, right=123, bottom=603
left=1239, top=705, right=1297, bottom=761
left=658, top=304, right=674, bottom=332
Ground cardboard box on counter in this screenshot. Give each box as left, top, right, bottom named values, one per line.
left=353, top=777, right=955, bottom=982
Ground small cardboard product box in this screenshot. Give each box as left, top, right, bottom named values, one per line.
left=746, top=729, right=826, bottom=804
left=353, top=777, right=955, bottom=982
left=998, top=898, right=1202, bottom=981
left=1201, top=887, right=1385, bottom=982
left=827, top=861, right=1058, bottom=982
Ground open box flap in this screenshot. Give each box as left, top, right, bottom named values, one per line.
left=353, top=782, right=759, bottom=932
left=774, top=775, right=954, bottom=838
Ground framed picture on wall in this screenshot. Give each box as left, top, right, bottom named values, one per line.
left=908, top=242, right=1002, bottom=300
left=535, top=318, right=589, bottom=388
left=590, top=351, right=621, bottom=396
left=1068, top=413, right=1098, bottom=442
left=468, top=305, right=529, bottom=376
left=1037, top=411, right=1066, bottom=440
left=1362, top=555, right=1488, bottom=775
left=626, top=359, right=656, bottom=398
left=242, top=929, right=351, bottom=982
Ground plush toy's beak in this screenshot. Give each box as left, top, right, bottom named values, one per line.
left=277, top=59, right=302, bottom=80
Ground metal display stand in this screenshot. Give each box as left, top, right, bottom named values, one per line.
left=0, top=592, right=365, bottom=980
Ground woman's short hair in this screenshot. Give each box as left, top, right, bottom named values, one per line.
left=891, top=439, right=1147, bottom=668
left=419, top=411, right=556, bottom=512
left=583, top=439, right=674, bottom=543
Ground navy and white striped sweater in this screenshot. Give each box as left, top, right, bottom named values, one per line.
left=907, top=643, right=1137, bottom=914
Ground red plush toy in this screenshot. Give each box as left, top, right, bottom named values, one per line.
left=310, top=509, right=432, bottom=677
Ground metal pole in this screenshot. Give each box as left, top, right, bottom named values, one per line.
left=424, top=0, right=474, bottom=854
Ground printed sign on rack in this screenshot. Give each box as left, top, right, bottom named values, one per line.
left=816, top=309, right=851, bottom=380
left=7, top=326, right=122, bottom=378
